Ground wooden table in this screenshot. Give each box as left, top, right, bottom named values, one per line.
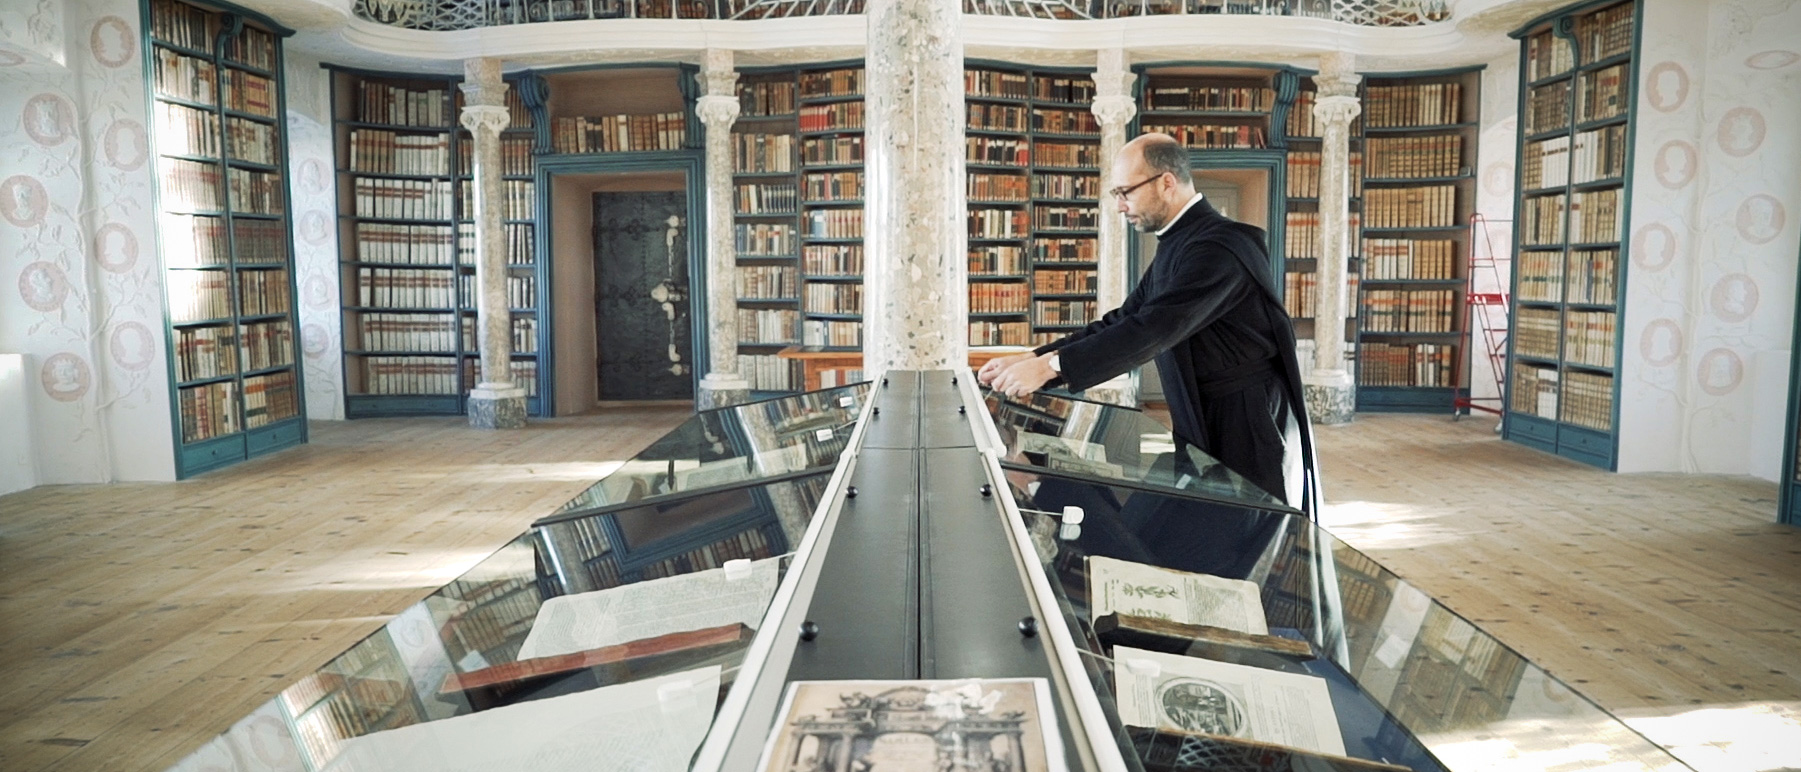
left=778, top=346, right=1032, bottom=391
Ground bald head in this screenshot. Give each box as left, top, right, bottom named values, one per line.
left=1126, top=133, right=1194, bottom=184
left=1112, top=132, right=1196, bottom=233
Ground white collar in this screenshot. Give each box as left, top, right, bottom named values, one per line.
left=1155, top=191, right=1206, bottom=237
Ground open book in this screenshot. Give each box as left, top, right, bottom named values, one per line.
left=322, top=665, right=721, bottom=772
left=517, top=555, right=783, bottom=661
left=1112, top=646, right=1344, bottom=756
left=1088, top=556, right=1269, bottom=636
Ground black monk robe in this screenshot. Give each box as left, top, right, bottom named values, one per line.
left=1035, top=197, right=1316, bottom=508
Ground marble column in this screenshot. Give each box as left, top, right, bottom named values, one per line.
left=695, top=49, right=751, bottom=408
left=1085, top=48, right=1138, bottom=407
left=1303, top=52, right=1361, bottom=425
left=861, top=0, right=967, bottom=374
left=460, top=58, right=527, bottom=429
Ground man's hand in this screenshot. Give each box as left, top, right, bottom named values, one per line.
left=988, top=353, right=1058, bottom=399
left=976, top=352, right=1035, bottom=387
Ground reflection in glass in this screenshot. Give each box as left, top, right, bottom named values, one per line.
left=1009, top=472, right=1692, bottom=772
left=985, top=389, right=1282, bottom=507
left=166, top=462, right=835, bottom=772
left=548, top=384, right=867, bottom=516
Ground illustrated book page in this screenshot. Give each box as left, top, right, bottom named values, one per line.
left=1112, top=646, right=1345, bottom=756
left=756, top=678, right=1067, bottom=772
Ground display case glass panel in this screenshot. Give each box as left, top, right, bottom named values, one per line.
left=985, top=391, right=1688, bottom=771
left=161, top=388, right=862, bottom=772
left=544, top=383, right=868, bottom=516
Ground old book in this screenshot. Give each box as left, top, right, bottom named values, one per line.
left=1113, top=646, right=1345, bottom=756
left=1088, top=556, right=1269, bottom=635
left=516, top=554, right=783, bottom=661
left=323, top=665, right=720, bottom=772
left=757, top=678, right=1066, bottom=772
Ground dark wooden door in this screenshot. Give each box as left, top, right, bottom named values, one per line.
left=593, top=191, right=693, bottom=400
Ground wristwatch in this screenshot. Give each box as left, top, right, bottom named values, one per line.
left=1048, top=354, right=1061, bottom=374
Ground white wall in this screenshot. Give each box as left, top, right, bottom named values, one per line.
left=0, top=0, right=177, bottom=485
left=286, top=51, right=346, bottom=420
left=1617, top=0, right=1801, bottom=477
left=1471, top=50, right=1520, bottom=410
left=0, top=355, right=39, bottom=496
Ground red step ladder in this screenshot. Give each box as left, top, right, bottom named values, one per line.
left=1455, top=213, right=1512, bottom=418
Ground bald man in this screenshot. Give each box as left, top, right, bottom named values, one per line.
left=978, top=133, right=1313, bottom=506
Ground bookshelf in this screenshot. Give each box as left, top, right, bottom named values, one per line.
left=1024, top=68, right=1102, bottom=348
left=329, top=69, right=548, bottom=418
left=1280, top=71, right=1362, bottom=362
left=734, top=68, right=805, bottom=392
left=144, top=0, right=305, bottom=477
left=1353, top=68, right=1481, bottom=413
left=961, top=64, right=1101, bottom=349
left=795, top=64, right=867, bottom=368
left=1504, top=0, right=1639, bottom=469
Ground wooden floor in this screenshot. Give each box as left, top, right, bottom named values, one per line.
left=0, top=409, right=1797, bottom=771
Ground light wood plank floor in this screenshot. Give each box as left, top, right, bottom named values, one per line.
left=1306, top=414, right=1801, bottom=772
left=1, top=409, right=1797, bottom=771
left=0, top=408, right=690, bottom=772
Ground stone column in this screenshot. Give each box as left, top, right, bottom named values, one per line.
left=460, top=58, right=526, bottom=429
left=1085, top=48, right=1139, bottom=407
left=861, top=0, right=967, bottom=375
left=696, top=49, right=751, bottom=408
left=1303, top=52, right=1361, bottom=425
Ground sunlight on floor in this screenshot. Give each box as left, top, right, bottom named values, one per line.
left=1318, top=499, right=1465, bottom=549
left=1621, top=701, right=1801, bottom=772
left=454, top=460, right=627, bottom=483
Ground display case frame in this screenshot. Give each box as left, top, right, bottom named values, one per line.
left=161, top=376, right=1695, bottom=772
left=1782, top=242, right=1801, bottom=527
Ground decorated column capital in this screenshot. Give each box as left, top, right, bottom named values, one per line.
left=458, top=104, right=510, bottom=134
left=1312, top=94, right=1363, bottom=127
left=696, top=94, right=741, bottom=128
left=1091, top=94, right=1137, bottom=129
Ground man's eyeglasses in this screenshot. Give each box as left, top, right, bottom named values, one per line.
left=1107, top=173, right=1165, bottom=201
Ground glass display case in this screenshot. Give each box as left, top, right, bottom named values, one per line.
left=164, top=375, right=1692, bottom=772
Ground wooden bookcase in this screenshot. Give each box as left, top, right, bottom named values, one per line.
left=963, top=63, right=1102, bottom=350
left=1354, top=68, right=1481, bottom=413
left=795, top=65, right=867, bottom=386
left=734, top=68, right=805, bottom=392
left=328, top=68, right=548, bottom=418
left=1023, top=67, right=1102, bottom=348
left=1504, top=0, right=1639, bottom=469
left=965, top=64, right=1035, bottom=348
left=1280, top=72, right=1361, bottom=366
left=143, top=0, right=306, bottom=477
left=726, top=62, right=1100, bottom=394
